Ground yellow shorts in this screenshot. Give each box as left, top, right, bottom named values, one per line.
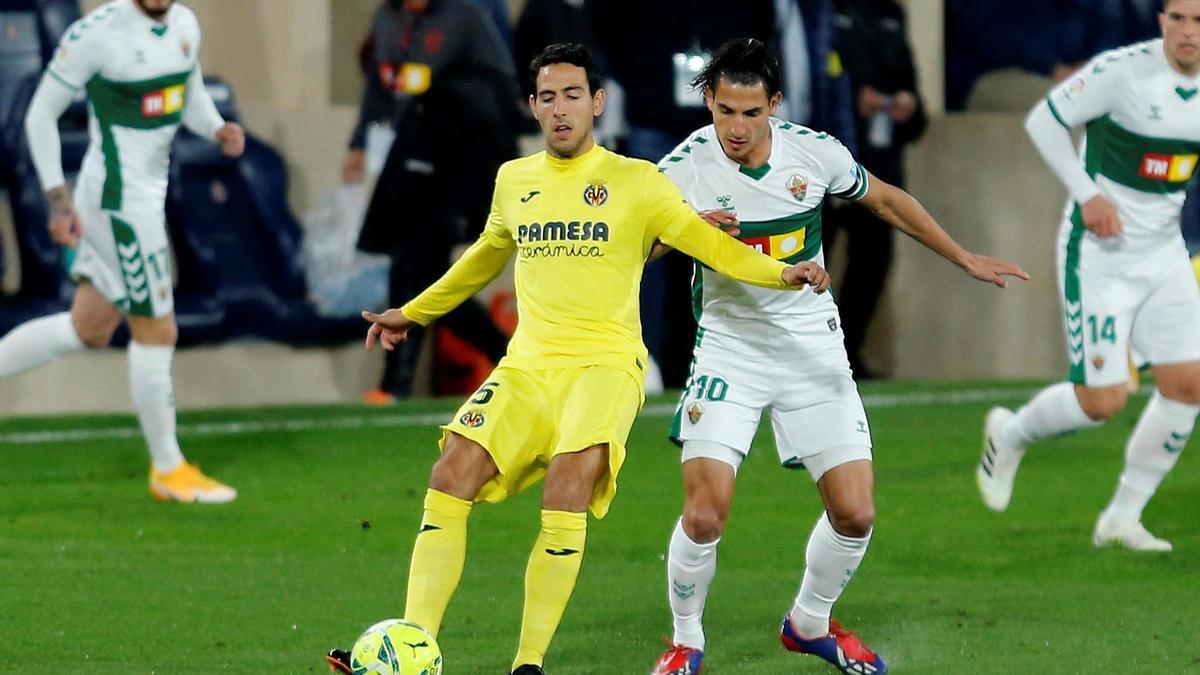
left=440, top=364, right=644, bottom=518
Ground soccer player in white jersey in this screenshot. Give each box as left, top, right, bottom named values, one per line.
left=977, top=0, right=1200, bottom=552
left=650, top=39, right=1027, bottom=675
left=0, top=0, right=243, bottom=502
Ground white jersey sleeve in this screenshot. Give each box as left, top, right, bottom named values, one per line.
left=23, top=75, right=77, bottom=191
left=1045, top=49, right=1130, bottom=128
left=46, top=10, right=114, bottom=90
left=823, top=137, right=869, bottom=201
left=657, top=136, right=698, bottom=195
left=177, top=10, right=224, bottom=139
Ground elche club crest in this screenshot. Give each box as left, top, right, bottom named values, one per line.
left=686, top=402, right=704, bottom=424
left=583, top=179, right=609, bottom=207
left=786, top=174, right=809, bottom=202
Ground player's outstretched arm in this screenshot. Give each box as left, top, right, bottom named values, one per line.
left=647, top=210, right=740, bottom=262
left=378, top=231, right=514, bottom=336
left=856, top=174, right=1029, bottom=288
left=361, top=307, right=415, bottom=352
left=665, top=212, right=829, bottom=291
left=24, top=74, right=81, bottom=247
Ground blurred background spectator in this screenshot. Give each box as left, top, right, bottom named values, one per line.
left=945, top=0, right=1127, bottom=111
left=827, top=0, right=927, bottom=379
left=344, top=0, right=520, bottom=403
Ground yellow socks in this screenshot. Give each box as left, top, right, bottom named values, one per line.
left=513, top=509, right=588, bottom=669
left=403, top=489, right=472, bottom=637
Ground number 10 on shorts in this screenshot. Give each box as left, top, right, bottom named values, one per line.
left=689, top=375, right=728, bottom=401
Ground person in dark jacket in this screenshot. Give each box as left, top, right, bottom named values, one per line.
left=826, top=0, right=927, bottom=378
left=344, top=0, right=520, bottom=401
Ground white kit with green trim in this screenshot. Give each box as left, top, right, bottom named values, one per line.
left=1039, top=39, right=1200, bottom=386
left=657, top=117, right=869, bottom=344
left=48, top=0, right=213, bottom=213
left=1047, top=39, right=1200, bottom=259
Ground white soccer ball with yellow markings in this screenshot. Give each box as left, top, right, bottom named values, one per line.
left=350, top=619, right=442, bottom=675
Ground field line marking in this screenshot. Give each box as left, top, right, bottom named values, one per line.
left=0, top=386, right=1072, bottom=446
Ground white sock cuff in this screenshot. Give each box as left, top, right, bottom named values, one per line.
left=128, top=340, right=174, bottom=366
left=1050, top=382, right=1100, bottom=427
left=671, top=518, right=718, bottom=565
left=1149, top=391, right=1200, bottom=424
left=817, top=512, right=871, bottom=552
left=52, top=313, right=84, bottom=351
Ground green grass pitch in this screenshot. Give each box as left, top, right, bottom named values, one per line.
left=1, top=380, right=1197, bottom=673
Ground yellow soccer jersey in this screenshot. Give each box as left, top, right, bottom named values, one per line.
left=402, top=144, right=792, bottom=373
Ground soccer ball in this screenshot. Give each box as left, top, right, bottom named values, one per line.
left=349, top=619, right=442, bottom=675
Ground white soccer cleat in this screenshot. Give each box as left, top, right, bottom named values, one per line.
left=976, top=407, right=1025, bottom=512
left=1092, top=516, right=1172, bottom=552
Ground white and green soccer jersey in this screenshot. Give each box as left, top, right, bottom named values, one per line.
left=1047, top=39, right=1200, bottom=258
left=47, top=0, right=215, bottom=213
left=658, top=117, right=869, bottom=346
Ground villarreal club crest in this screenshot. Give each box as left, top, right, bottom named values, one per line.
left=584, top=179, right=609, bottom=207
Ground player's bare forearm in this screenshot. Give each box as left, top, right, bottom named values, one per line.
left=861, top=179, right=970, bottom=269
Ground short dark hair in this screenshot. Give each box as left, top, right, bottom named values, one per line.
left=528, top=43, right=603, bottom=96
left=691, top=38, right=781, bottom=98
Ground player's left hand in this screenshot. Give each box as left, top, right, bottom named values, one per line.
left=699, top=209, right=740, bottom=237
left=962, top=254, right=1029, bottom=288
left=781, top=261, right=832, bottom=293
left=215, top=122, right=245, bottom=158
left=362, top=308, right=416, bottom=351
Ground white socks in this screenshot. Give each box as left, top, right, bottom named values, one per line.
left=667, top=519, right=719, bottom=650
left=1103, top=392, right=1197, bottom=523
left=0, top=312, right=85, bottom=378
left=128, top=341, right=185, bottom=473
left=789, top=512, right=871, bottom=638
left=1000, top=382, right=1101, bottom=447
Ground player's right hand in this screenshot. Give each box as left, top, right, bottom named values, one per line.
left=1081, top=194, right=1123, bottom=238
left=362, top=308, right=415, bottom=352
left=342, top=149, right=366, bottom=184
left=781, top=261, right=831, bottom=293
left=46, top=187, right=82, bottom=248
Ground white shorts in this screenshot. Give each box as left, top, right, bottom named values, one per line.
left=72, top=202, right=174, bottom=318
left=669, top=327, right=873, bottom=480
left=1058, top=239, right=1200, bottom=387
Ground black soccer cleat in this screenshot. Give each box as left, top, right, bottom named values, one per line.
left=325, top=648, right=352, bottom=674
left=512, top=665, right=546, bottom=675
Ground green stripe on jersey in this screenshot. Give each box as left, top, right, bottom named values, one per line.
left=1084, top=115, right=1200, bottom=193
left=86, top=70, right=191, bottom=130
left=1064, top=205, right=1086, bottom=384
left=736, top=203, right=824, bottom=263
left=87, top=69, right=190, bottom=209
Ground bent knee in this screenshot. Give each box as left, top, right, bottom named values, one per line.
left=429, top=435, right=496, bottom=499
left=683, top=507, right=729, bottom=543
left=828, top=504, right=875, bottom=538
left=74, top=320, right=117, bottom=349
left=1076, top=386, right=1127, bottom=421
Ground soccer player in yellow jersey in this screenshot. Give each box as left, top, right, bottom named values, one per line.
left=329, top=44, right=829, bottom=675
